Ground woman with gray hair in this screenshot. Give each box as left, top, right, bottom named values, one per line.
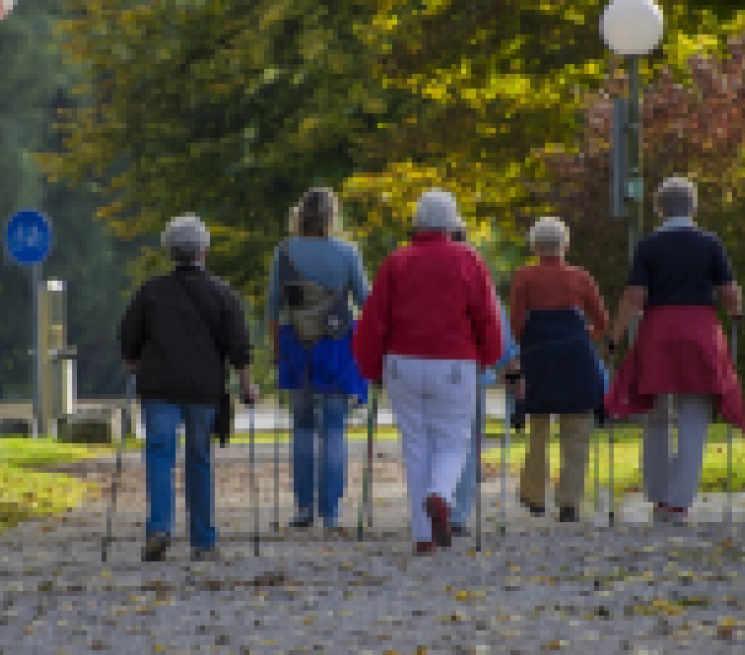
left=509, top=216, right=610, bottom=523
left=353, top=189, right=503, bottom=554
left=119, top=214, right=257, bottom=562
left=605, top=176, right=744, bottom=525
left=266, top=188, right=369, bottom=530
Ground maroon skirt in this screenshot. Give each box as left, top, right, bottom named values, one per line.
left=604, top=305, right=744, bottom=432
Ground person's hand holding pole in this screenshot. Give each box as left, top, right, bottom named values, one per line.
left=239, top=367, right=259, bottom=405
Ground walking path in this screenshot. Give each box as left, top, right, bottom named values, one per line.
left=1, top=444, right=745, bottom=653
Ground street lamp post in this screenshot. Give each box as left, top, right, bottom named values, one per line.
left=601, top=0, right=664, bottom=345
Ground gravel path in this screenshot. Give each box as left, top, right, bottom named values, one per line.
left=2, top=445, right=745, bottom=654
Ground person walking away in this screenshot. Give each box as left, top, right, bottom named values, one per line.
left=510, top=216, right=610, bottom=522
left=449, top=228, right=521, bottom=536
left=353, top=190, right=503, bottom=554
left=266, top=188, right=369, bottom=530
left=605, top=176, right=744, bottom=525
left=118, top=214, right=257, bottom=562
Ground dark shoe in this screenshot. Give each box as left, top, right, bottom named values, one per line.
left=425, top=494, right=451, bottom=549
left=191, top=546, right=219, bottom=562
left=451, top=523, right=471, bottom=537
left=414, top=541, right=437, bottom=555
left=559, top=506, right=579, bottom=523
left=142, top=531, right=171, bottom=562
left=519, top=495, right=545, bottom=517
left=322, top=516, right=339, bottom=529
left=288, top=508, right=314, bottom=529
left=665, top=506, right=689, bottom=526
left=652, top=502, right=668, bottom=523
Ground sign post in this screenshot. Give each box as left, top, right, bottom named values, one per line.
left=3, top=209, right=53, bottom=438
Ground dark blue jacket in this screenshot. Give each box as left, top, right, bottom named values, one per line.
left=512, top=308, right=609, bottom=428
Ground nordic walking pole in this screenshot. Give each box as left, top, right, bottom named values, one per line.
left=476, top=368, right=484, bottom=552
left=502, top=374, right=519, bottom=536
left=726, top=319, right=737, bottom=525
left=246, top=391, right=259, bottom=556
left=357, top=384, right=376, bottom=541
left=269, top=387, right=279, bottom=531
left=367, top=385, right=377, bottom=528
left=608, top=361, right=615, bottom=528
left=102, top=372, right=134, bottom=562
left=273, top=389, right=280, bottom=532
left=501, top=383, right=509, bottom=536
left=594, top=415, right=600, bottom=515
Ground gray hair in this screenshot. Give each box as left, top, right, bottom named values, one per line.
left=161, top=214, right=210, bottom=263
left=654, top=176, right=697, bottom=220
left=528, top=216, right=569, bottom=255
left=414, top=189, right=462, bottom=233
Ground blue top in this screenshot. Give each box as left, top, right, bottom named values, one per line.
left=265, top=237, right=369, bottom=321
left=629, top=217, right=733, bottom=307
left=481, top=301, right=520, bottom=386
left=267, top=236, right=370, bottom=404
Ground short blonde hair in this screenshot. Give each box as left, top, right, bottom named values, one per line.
left=528, top=216, right=569, bottom=255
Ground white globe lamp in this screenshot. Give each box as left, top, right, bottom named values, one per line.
left=601, top=0, right=664, bottom=56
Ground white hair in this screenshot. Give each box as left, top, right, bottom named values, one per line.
left=653, top=176, right=698, bottom=220
left=161, top=214, right=210, bottom=263
left=414, top=189, right=462, bottom=233
left=528, top=216, right=569, bottom=255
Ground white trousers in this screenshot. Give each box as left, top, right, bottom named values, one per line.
left=643, top=394, right=711, bottom=509
left=384, top=354, right=476, bottom=543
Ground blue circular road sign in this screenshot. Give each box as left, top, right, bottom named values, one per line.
left=3, top=209, right=53, bottom=265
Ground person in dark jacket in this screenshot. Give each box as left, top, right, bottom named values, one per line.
left=118, top=214, right=257, bottom=562
left=605, top=176, right=744, bottom=525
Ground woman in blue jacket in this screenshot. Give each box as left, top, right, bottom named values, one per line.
left=265, top=188, right=369, bottom=529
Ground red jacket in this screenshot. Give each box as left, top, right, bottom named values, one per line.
left=353, top=232, right=503, bottom=381
left=605, top=305, right=745, bottom=432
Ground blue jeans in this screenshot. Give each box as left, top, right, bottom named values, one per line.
left=141, top=400, right=217, bottom=550
left=291, top=391, right=348, bottom=519
left=452, top=390, right=515, bottom=527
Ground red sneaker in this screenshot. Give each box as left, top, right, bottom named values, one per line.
left=425, top=494, right=452, bottom=549
left=415, top=541, right=437, bottom=555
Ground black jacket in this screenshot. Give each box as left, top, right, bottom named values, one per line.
left=118, top=263, right=252, bottom=404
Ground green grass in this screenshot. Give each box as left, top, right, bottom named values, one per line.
left=1, top=420, right=744, bottom=531
left=0, top=438, right=108, bottom=531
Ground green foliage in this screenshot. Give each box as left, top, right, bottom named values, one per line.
left=40, top=0, right=404, bottom=316
left=0, top=0, right=151, bottom=398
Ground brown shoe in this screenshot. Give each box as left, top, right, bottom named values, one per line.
left=425, top=494, right=451, bottom=549
left=415, top=541, right=437, bottom=555
left=519, top=494, right=545, bottom=517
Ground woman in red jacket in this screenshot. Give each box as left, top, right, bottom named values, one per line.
left=353, top=190, right=503, bottom=554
